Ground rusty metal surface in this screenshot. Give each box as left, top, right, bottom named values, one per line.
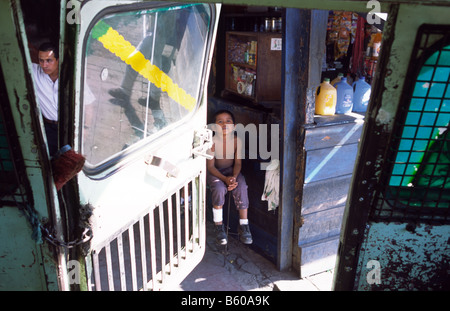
left=355, top=222, right=450, bottom=290
left=333, top=4, right=400, bottom=290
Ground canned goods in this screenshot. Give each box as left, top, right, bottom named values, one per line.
left=271, top=17, right=276, bottom=32
left=264, top=18, right=271, bottom=32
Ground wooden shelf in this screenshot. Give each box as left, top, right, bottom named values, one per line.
left=229, top=61, right=257, bottom=70
left=224, top=31, right=282, bottom=103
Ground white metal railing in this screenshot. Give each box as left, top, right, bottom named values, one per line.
left=85, top=174, right=205, bottom=291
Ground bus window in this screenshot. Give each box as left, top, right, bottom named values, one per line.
left=376, top=26, right=450, bottom=221
left=81, top=4, right=211, bottom=169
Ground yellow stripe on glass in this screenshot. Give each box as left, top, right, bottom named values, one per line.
left=92, top=20, right=196, bottom=112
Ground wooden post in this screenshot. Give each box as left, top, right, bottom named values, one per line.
left=278, top=8, right=310, bottom=272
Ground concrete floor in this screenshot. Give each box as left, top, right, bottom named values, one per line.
left=167, top=220, right=335, bottom=291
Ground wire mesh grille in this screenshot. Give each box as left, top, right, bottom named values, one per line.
left=373, top=25, right=450, bottom=223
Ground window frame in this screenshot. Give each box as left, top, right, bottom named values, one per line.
left=79, top=2, right=216, bottom=177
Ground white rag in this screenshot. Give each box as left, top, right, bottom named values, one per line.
left=261, top=159, right=280, bottom=211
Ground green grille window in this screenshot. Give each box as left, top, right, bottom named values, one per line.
left=374, top=25, right=450, bottom=223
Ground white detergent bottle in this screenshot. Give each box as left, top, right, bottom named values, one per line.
left=352, top=76, right=371, bottom=113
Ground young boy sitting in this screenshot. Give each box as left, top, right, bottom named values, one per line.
left=207, top=110, right=252, bottom=245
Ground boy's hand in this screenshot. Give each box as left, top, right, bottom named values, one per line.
left=225, top=176, right=238, bottom=191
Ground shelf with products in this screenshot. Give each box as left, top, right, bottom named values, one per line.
left=222, top=6, right=283, bottom=33
left=224, top=31, right=282, bottom=103
left=322, top=11, right=384, bottom=85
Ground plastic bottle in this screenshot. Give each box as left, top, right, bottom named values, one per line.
left=315, top=78, right=337, bottom=116
left=331, top=73, right=344, bottom=87
left=352, top=76, right=371, bottom=113
left=244, top=43, right=249, bottom=63
left=346, top=74, right=353, bottom=86
left=335, top=77, right=353, bottom=114
left=372, top=32, right=382, bottom=59
left=249, top=41, right=257, bottom=66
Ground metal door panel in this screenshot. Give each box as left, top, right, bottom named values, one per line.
left=72, top=1, right=220, bottom=290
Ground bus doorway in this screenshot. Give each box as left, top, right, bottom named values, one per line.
left=206, top=5, right=381, bottom=278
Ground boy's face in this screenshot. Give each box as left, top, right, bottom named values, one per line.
left=215, top=112, right=235, bottom=135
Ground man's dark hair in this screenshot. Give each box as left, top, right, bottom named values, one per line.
left=38, top=42, right=59, bottom=59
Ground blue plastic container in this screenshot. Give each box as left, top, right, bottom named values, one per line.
left=352, top=76, right=371, bottom=113
left=335, top=77, right=353, bottom=114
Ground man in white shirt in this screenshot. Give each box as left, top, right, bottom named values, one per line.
left=32, top=42, right=59, bottom=156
